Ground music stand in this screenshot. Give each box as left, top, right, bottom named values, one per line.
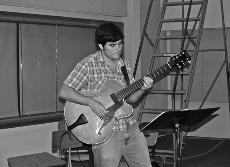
left=140, top=107, right=220, bottom=167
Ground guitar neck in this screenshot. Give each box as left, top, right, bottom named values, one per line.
left=115, top=61, right=176, bottom=101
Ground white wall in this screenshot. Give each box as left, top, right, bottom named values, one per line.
left=205, top=0, right=230, bottom=28
left=0, top=123, right=58, bottom=167
left=187, top=102, right=230, bottom=139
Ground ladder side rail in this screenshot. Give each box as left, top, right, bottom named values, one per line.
left=220, top=0, right=230, bottom=114
left=140, top=55, right=157, bottom=110
left=133, top=0, right=154, bottom=77
left=140, top=0, right=169, bottom=111
left=181, top=0, right=193, bottom=50
left=184, top=0, right=208, bottom=108
left=145, top=32, right=155, bottom=48
left=178, top=0, right=187, bottom=110
left=181, top=0, right=185, bottom=51
left=179, top=0, right=193, bottom=110
left=185, top=4, right=203, bottom=49
left=148, top=0, right=168, bottom=72
left=180, top=74, right=185, bottom=109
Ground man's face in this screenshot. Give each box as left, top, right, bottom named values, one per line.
left=102, top=40, right=123, bottom=61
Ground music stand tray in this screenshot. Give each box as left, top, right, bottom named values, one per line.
left=140, top=107, right=220, bottom=167
left=140, top=107, right=220, bottom=132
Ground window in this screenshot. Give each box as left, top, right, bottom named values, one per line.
left=0, top=13, right=108, bottom=128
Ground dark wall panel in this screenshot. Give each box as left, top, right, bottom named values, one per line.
left=56, top=26, right=97, bottom=111
left=0, top=22, right=18, bottom=118
left=21, top=24, right=57, bottom=115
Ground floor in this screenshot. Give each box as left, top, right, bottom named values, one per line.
left=70, top=136, right=230, bottom=167
left=155, top=135, right=230, bottom=167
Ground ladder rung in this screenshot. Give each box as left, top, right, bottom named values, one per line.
left=164, top=1, right=204, bottom=6
left=155, top=149, right=174, bottom=155
left=170, top=71, right=190, bottom=75
left=159, top=35, right=197, bottom=40
left=140, top=108, right=181, bottom=114
left=161, top=17, right=200, bottom=23
left=152, top=53, right=169, bottom=57
left=153, top=53, right=184, bottom=57
left=199, top=48, right=226, bottom=52
left=157, top=52, right=194, bottom=56
left=139, top=109, right=161, bottom=114
left=153, top=53, right=184, bottom=56
left=140, top=108, right=172, bottom=112
left=149, top=70, right=189, bottom=76
left=149, top=90, right=186, bottom=95
left=154, top=55, right=171, bottom=58
left=187, top=48, right=226, bottom=53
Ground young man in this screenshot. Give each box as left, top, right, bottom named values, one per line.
left=59, top=22, right=154, bottom=167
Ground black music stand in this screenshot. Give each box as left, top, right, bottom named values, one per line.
left=140, top=107, right=220, bottom=167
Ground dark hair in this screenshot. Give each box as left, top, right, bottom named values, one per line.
left=95, top=22, right=124, bottom=46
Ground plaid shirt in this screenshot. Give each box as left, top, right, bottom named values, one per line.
left=64, top=51, right=137, bottom=131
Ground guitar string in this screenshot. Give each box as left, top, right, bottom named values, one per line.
left=116, top=61, right=173, bottom=101
left=116, top=64, right=171, bottom=100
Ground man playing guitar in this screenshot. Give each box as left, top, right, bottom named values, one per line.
left=59, top=22, right=155, bottom=167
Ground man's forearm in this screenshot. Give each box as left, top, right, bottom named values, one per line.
left=125, top=89, right=149, bottom=108
left=59, top=84, right=94, bottom=107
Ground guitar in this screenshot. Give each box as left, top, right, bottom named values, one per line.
left=64, top=50, right=191, bottom=144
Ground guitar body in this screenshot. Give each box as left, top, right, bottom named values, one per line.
left=64, top=79, right=133, bottom=144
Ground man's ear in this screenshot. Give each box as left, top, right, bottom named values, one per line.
left=98, top=44, right=103, bottom=50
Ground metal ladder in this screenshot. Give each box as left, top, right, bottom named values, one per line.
left=135, top=0, right=208, bottom=114
left=136, top=0, right=229, bottom=166
left=135, top=0, right=208, bottom=166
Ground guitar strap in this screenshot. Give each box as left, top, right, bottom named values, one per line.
left=121, top=65, right=131, bottom=86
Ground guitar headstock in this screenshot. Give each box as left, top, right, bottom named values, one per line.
left=170, top=50, right=191, bottom=70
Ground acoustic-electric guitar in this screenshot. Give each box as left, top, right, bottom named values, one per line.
left=64, top=50, right=191, bottom=144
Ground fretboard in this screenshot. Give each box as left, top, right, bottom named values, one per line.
left=115, top=61, right=175, bottom=101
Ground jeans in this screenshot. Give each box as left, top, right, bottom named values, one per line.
left=92, top=124, right=152, bottom=167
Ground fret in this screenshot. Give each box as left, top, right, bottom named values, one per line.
left=137, top=82, right=143, bottom=88
left=148, top=74, right=154, bottom=81
left=160, top=65, right=168, bottom=74
left=117, top=92, right=123, bottom=101
left=117, top=91, right=123, bottom=100
left=164, top=63, right=170, bottom=70
left=164, top=64, right=169, bottom=70
left=134, top=83, right=138, bottom=90
left=130, top=85, right=136, bottom=93
left=159, top=67, right=164, bottom=73
left=162, top=65, right=167, bottom=71
left=125, top=88, right=131, bottom=97
left=167, top=62, right=171, bottom=68
left=158, top=68, right=162, bottom=74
